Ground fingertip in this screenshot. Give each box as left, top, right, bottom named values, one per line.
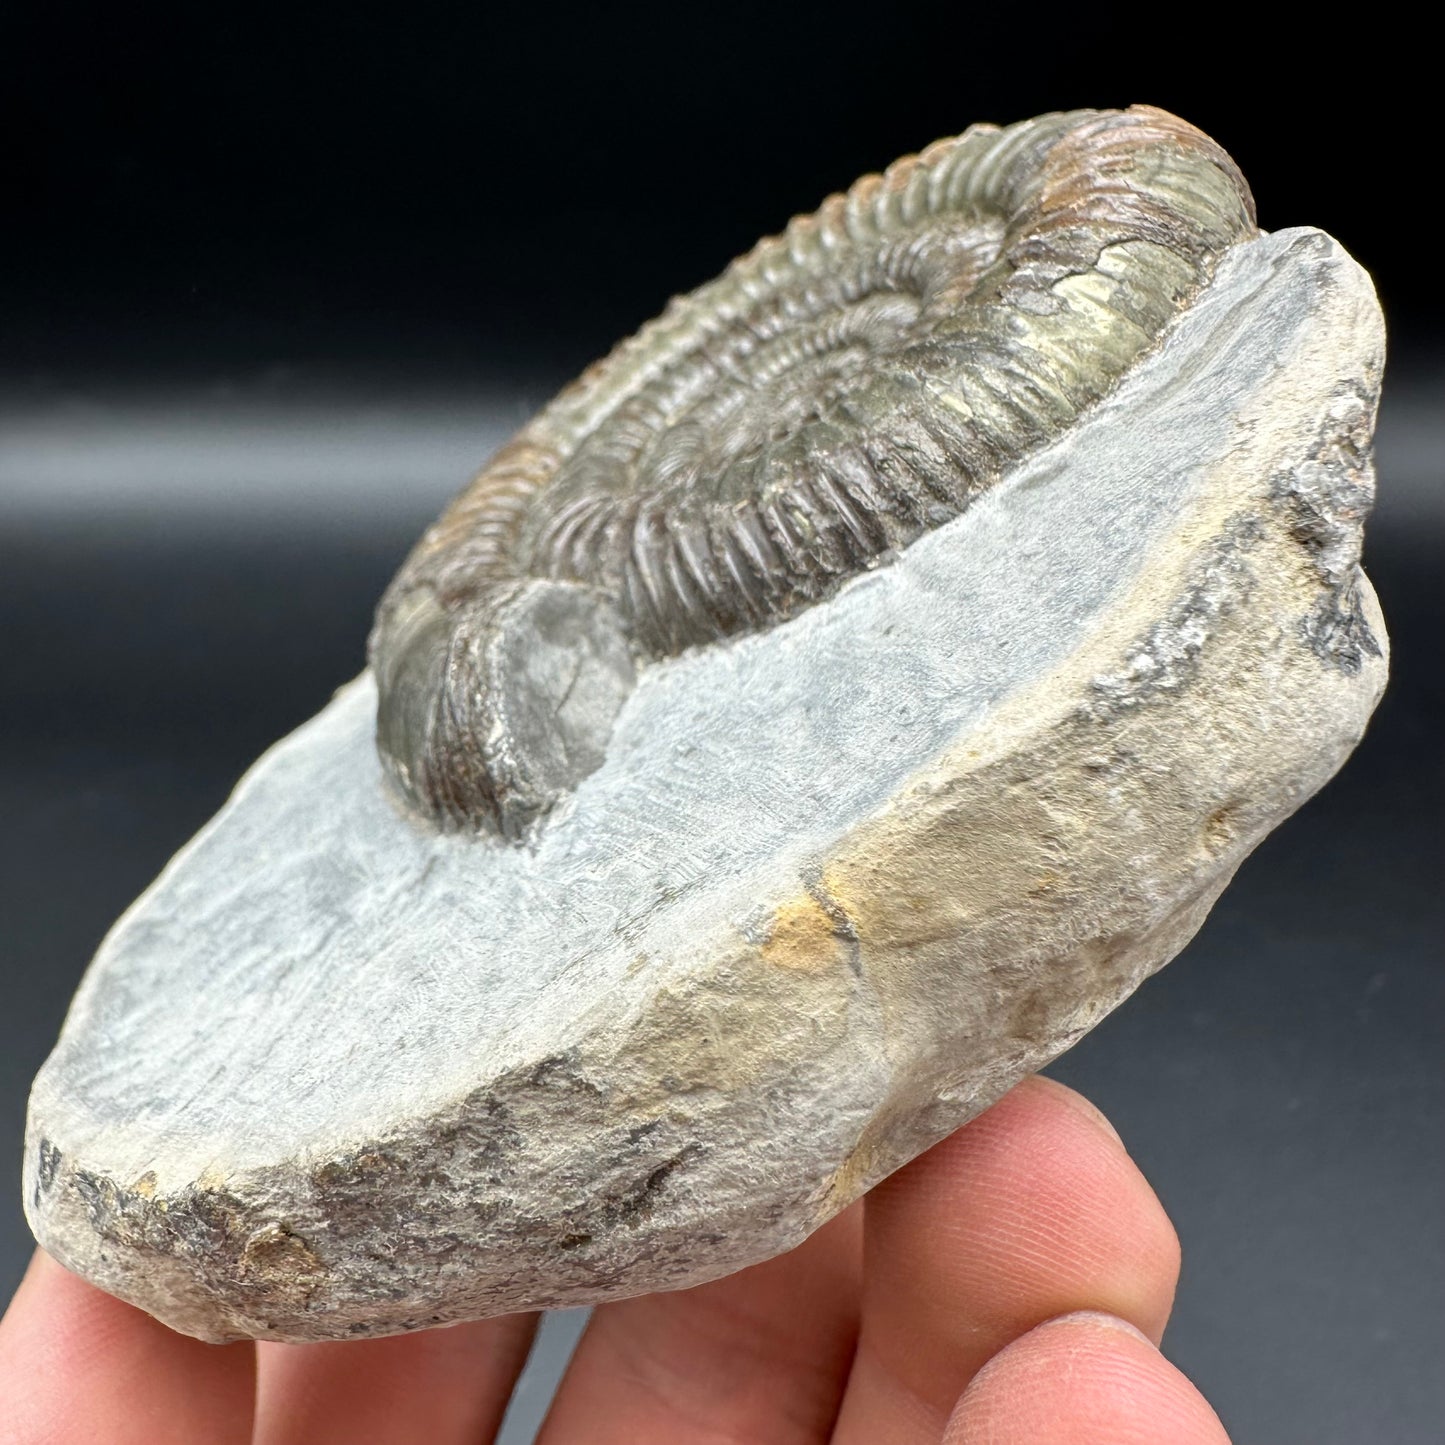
left=4, top=1249, right=147, bottom=1378
left=1026, top=1073, right=1124, bottom=1146
left=944, top=1310, right=1232, bottom=1444
left=869, top=1074, right=1182, bottom=1344
left=1012, top=1076, right=1183, bottom=1342
left=835, top=1076, right=1187, bottom=1438
left=0, top=1249, right=255, bottom=1445
left=254, top=1314, right=540, bottom=1445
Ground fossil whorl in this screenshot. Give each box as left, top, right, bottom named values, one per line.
left=371, top=105, right=1257, bottom=837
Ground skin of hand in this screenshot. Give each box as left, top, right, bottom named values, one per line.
left=0, top=1076, right=1232, bottom=1444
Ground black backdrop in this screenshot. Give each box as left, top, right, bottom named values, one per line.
left=1, top=4, right=1436, bottom=386
left=1, top=8, right=1440, bottom=1444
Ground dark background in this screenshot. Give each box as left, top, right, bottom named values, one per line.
left=1, top=6, right=1439, bottom=1442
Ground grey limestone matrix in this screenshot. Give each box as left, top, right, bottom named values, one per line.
left=24, top=106, right=1388, bottom=1343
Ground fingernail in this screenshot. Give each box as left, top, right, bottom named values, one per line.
left=1032, top=1075, right=1125, bottom=1146
left=1042, top=1309, right=1157, bottom=1346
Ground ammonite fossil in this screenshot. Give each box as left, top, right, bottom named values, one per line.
left=24, top=104, right=1385, bottom=1344
left=372, top=105, right=1256, bottom=836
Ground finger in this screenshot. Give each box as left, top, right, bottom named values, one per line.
left=943, top=1310, right=1231, bottom=1443
left=832, top=1075, right=1181, bottom=1443
left=0, top=1250, right=255, bottom=1445
left=252, top=1312, right=538, bottom=1445
left=537, top=1205, right=861, bottom=1445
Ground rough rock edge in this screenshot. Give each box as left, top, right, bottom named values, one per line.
left=25, top=232, right=1388, bottom=1342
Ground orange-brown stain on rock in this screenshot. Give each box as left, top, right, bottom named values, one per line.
left=761, top=891, right=847, bottom=973
left=818, top=1137, right=876, bottom=1218
left=827, top=848, right=965, bottom=954
left=1203, top=802, right=1239, bottom=854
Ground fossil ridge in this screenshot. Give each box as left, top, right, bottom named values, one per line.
left=372, top=106, right=1258, bottom=837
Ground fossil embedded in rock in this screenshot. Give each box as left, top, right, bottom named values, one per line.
left=25, top=108, right=1386, bottom=1344
left=370, top=106, right=1256, bottom=837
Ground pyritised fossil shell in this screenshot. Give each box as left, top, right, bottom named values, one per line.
left=371, top=105, right=1257, bottom=837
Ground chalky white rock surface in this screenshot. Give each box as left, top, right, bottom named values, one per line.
left=25, top=228, right=1386, bottom=1342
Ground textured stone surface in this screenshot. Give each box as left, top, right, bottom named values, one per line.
left=24, top=227, right=1386, bottom=1342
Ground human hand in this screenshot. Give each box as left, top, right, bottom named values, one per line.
left=0, top=1076, right=1230, bottom=1442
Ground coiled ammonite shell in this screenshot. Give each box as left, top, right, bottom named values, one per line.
left=24, top=101, right=1387, bottom=1346
left=371, top=105, right=1256, bottom=836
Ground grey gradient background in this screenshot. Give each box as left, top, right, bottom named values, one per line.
left=1, top=6, right=1440, bottom=1441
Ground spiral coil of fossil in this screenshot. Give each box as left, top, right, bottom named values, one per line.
left=370, top=105, right=1257, bottom=838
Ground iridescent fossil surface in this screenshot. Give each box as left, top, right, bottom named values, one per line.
left=25, top=110, right=1386, bottom=1343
